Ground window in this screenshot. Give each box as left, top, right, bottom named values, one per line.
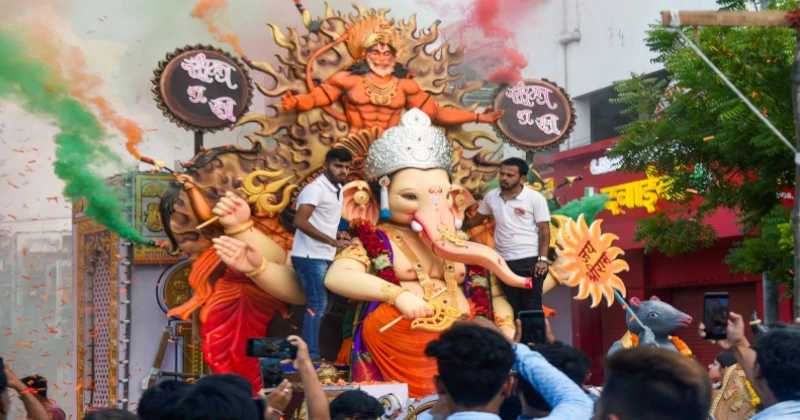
left=589, top=69, right=668, bottom=143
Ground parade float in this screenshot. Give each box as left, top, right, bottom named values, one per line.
left=71, top=3, right=638, bottom=418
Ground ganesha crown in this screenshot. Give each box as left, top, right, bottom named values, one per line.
left=365, top=108, right=452, bottom=181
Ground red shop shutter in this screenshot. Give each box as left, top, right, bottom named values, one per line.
left=671, top=283, right=757, bottom=368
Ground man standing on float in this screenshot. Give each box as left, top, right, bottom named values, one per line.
left=291, top=149, right=354, bottom=361
left=462, top=158, right=551, bottom=315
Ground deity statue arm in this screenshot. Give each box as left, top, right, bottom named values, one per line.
left=326, top=242, right=431, bottom=319
left=325, top=247, right=399, bottom=302
left=405, top=80, right=503, bottom=125
left=284, top=72, right=348, bottom=111
left=175, top=174, right=215, bottom=222
left=212, top=191, right=288, bottom=264
left=249, top=262, right=307, bottom=305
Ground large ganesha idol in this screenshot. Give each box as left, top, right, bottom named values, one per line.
left=325, top=109, right=534, bottom=397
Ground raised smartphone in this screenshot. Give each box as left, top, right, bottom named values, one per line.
left=519, top=310, right=547, bottom=345
left=245, top=338, right=297, bottom=360
left=704, top=292, right=729, bottom=341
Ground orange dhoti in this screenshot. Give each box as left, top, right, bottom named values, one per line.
left=361, top=303, right=440, bottom=398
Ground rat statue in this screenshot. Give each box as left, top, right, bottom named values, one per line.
left=608, top=296, right=694, bottom=356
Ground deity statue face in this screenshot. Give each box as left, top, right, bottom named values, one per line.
left=341, top=167, right=530, bottom=288
left=366, top=44, right=396, bottom=77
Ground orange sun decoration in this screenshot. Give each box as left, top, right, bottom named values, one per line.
left=554, top=214, right=629, bottom=307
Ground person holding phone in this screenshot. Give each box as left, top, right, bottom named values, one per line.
left=462, top=157, right=551, bottom=315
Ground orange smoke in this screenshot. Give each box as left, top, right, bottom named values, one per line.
left=191, top=0, right=246, bottom=57
left=59, top=49, right=144, bottom=159
left=25, top=23, right=145, bottom=159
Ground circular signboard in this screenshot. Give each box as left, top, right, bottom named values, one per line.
left=492, top=79, right=575, bottom=152
left=152, top=45, right=254, bottom=133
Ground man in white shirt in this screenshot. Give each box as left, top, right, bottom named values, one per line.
left=291, top=148, right=353, bottom=360
left=462, top=158, right=551, bottom=315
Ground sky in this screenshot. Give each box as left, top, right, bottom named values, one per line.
left=0, top=0, right=457, bottom=227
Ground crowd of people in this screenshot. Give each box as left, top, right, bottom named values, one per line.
left=1, top=312, right=798, bottom=420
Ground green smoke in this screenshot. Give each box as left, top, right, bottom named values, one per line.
left=553, top=194, right=610, bottom=226
left=0, top=30, right=149, bottom=244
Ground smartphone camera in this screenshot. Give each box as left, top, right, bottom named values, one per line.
left=704, top=292, right=729, bottom=341
left=246, top=338, right=297, bottom=360
left=518, top=310, right=547, bottom=345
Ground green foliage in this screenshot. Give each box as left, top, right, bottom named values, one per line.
left=726, top=206, right=794, bottom=285
left=609, top=0, right=799, bottom=287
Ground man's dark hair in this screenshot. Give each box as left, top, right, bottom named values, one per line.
left=715, top=351, right=737, bottom=369
left=346, top=59, right=410, bottom=79
left=752, top=324, right=800, bottom=402
left=425, top=324, right=515, bottom=408
left=329, top=390, right=385, bottom=420
left=19, top=374, right=47, bottom=398
left=519, top=342, right=590, bottom=411
left=196, top=373, right=253, bottom=397
left=325, top=148, right=353, bottom=164
left=154, top=382, right=258, bottom=420
left=500, top=158, right=528, bottom=177
left=138, top=380, right=192, bottom=420
left=599, top=347, right=711, bottom=420
left=84, top=408, right=139, bottom=420
left=0, top=358, right=7, bottom=395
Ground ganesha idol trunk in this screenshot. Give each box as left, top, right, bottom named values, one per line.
left=414, top=216, right=531, bottom=289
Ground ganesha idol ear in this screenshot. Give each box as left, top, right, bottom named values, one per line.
left=342, top=181, right=379, bottom=225
left=449, top=186, right=476, bottom=229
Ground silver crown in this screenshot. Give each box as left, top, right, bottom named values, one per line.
left=364, top=109, right=452, bottom=181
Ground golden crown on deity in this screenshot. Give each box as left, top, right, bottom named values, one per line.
left=365, top=109, right=452, bottom=181
left=345, top=15, right=405, bottom=61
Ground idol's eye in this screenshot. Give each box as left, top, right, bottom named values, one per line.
left=648, top=312, right=659, bottom=318
left=403, top=193, right=417, bottom=200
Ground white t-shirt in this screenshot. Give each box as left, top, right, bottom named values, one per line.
left=477, top=187, right=551, bottom=261
left=290, top=175, right=343, bottom=260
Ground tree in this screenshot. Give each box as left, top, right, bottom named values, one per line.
left=609, top=0, right=798, bottom=305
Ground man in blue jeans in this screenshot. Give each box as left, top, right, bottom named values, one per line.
left=291, top=148, right=353, bottom=361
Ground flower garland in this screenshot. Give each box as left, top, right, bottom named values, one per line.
left=744, top=379, right=761, bottom=408
left=466, top=266, right=492, bottom=320
left=351, top=219, right=398, bottom=285
left=629, top=333, right=692, bottom=356
left=350, top=219, right=491, bottom=317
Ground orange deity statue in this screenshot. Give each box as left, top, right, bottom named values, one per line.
left=279, top=15, right=503, bottom=156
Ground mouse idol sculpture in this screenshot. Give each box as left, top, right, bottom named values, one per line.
left=607, top=296, right=694, bottom=356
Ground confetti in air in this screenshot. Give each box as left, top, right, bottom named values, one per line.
left=0, top=29, right=149, bottom=244
left=191, top=0, right=246, bottom=57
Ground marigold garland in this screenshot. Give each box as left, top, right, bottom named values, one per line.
left=350, top=219, right=490, bottom=317
left=629, top=333, right=692, bottom=356
left=744, top=378, right=761, bottom=408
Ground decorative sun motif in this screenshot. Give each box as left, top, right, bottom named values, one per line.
left=555, top=214, right=629, bottom=307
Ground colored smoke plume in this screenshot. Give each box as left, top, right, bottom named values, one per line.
left=465, top=0, right=543, bottom=84
left=63, top=49, right=145, bottom=159
left=191, top=0, right=246, bottom=57
left=24, top=16, right=145, bottom=160
left=0, top=29, right=149, bottom=244
left=428, top=0, right=544, bottom=84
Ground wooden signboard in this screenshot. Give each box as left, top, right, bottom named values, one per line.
left=492, top=79, right=576, bottom=152
left=152, top=45, right=254, bottom=133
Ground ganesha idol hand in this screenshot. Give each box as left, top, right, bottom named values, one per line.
left=212, top=236, right=263, bottom=274
left=394, top=291, right=433, bottom=320
left=212, top=191, right=252, bottom=229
